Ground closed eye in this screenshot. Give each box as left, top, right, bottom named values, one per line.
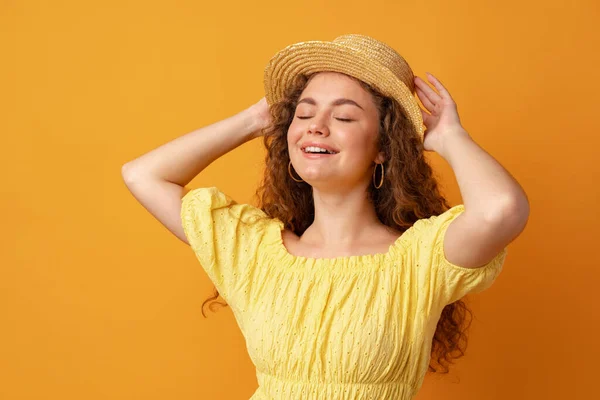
left=297, top=116, right=353, bottom=122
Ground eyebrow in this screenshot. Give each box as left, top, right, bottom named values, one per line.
left=297, top=97, right=364, bottom=111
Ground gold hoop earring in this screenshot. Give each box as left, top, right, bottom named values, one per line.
left=373, top=163, right=384, bottom=189
left=288, top=160, right=304, bottom=183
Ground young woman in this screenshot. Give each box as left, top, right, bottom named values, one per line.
left=123, top=34, right=529, bottom=399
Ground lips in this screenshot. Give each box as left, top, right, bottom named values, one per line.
left=300, top=142, right=339, bottom=154
left=301, top=149, right=337, bottom=159
left=303, top=149, right=337, bottom=155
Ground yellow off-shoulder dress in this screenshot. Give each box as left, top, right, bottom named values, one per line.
left=180, top=187, right=508, bottom=400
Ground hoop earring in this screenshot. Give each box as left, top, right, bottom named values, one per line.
left=373, top=163, right=384, bottom=189
left=288, top=160, right=304, bottom=183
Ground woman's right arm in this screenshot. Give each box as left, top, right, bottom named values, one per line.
left=121, top=98, right=271, bottom=245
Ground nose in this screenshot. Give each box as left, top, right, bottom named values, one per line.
left=307, top=116, right=330, bottom=136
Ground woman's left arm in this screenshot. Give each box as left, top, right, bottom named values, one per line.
left=440, top=129, right=530, bottom=221
left=415, top=72, right=529, bottom=268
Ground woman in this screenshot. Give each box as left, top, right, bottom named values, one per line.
left=123, top=34, right=529, bottom=399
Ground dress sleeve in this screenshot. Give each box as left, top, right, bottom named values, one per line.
left=412, top=204, right=508, bottom=311
left=180, top=186, right=268, bottom=304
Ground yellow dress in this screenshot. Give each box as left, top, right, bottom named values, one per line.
left=181, top=187, right=508, bottom=400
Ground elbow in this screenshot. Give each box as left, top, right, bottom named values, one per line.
left=121, top=163, right=140, bottom=184
left=487, top=195, right=530, bottom=233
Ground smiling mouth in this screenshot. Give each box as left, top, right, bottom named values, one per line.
left=301, top=148, right=339, bottom=155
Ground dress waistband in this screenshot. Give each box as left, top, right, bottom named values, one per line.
left=251, top=371, right=417, bottom=400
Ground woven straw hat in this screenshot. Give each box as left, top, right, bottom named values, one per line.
left=263, top=33, right=425, bottom=140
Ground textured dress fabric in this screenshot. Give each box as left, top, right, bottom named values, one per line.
left=180, top=187, right=508, bottom=400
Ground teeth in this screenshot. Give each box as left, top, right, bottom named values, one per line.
left=304, top=146, right=336, bottom=154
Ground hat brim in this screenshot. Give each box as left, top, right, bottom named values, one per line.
left=263, top=40, right=425, bottom=139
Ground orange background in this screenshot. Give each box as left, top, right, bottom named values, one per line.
left=2, top=1, right=598, bottom=399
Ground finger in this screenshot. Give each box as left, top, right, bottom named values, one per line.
left=426, top=72, right=454, bottom=102
left=414, top=76, right=442, bottom=106
left=420, top=107, right=433, bottom=126
left=415, top=86, right=435, bottom=112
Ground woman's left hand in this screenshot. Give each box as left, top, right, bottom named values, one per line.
left=414, top=72, right=470, bottom=153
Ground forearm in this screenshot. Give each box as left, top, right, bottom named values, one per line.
left=122, top=107, right=259, bottom=186
left=438, top=130, right=530, bottom=222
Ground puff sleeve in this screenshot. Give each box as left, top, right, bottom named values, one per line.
left=180, top=186, right=268, bottom=304
left=412, top=204, right=508, bottom=311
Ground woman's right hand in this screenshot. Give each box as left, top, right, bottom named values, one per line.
left=248, top=97, right=273, bottom=139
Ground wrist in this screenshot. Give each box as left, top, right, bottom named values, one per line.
left=438, top=129, right=472, bottom=160
left=241, top=106, right=261, bottom=141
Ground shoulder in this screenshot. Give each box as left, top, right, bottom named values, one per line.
left=182, top=186, right=267, bottom=219
left=181, top=186, right=273, bottom=247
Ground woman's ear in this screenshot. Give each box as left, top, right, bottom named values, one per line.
left=374, top=151, right=386, bottom=164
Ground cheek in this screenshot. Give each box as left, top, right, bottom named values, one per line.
left=341, top=128, right=377, bottom=149
left=287, top=121, right=303, bottom=142
left=343, top=132, right=381, bottom=161
left=286, top=130, right=300, bottom=156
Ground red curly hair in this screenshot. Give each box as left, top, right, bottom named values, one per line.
left=201, top=72, right=476, bottom=374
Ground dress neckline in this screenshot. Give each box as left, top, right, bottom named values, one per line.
left=270, top=218, right=415, bottom=266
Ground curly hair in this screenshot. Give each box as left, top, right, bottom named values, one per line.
left=201, top=71, right=476, bottom=374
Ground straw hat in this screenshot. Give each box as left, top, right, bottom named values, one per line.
left=263, top=33, right=425, bottom=140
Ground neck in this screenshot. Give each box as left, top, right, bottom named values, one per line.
left=300, top=185, right=382, bottom=248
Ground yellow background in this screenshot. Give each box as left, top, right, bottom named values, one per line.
left=2, top=0, right=598, bottom=399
